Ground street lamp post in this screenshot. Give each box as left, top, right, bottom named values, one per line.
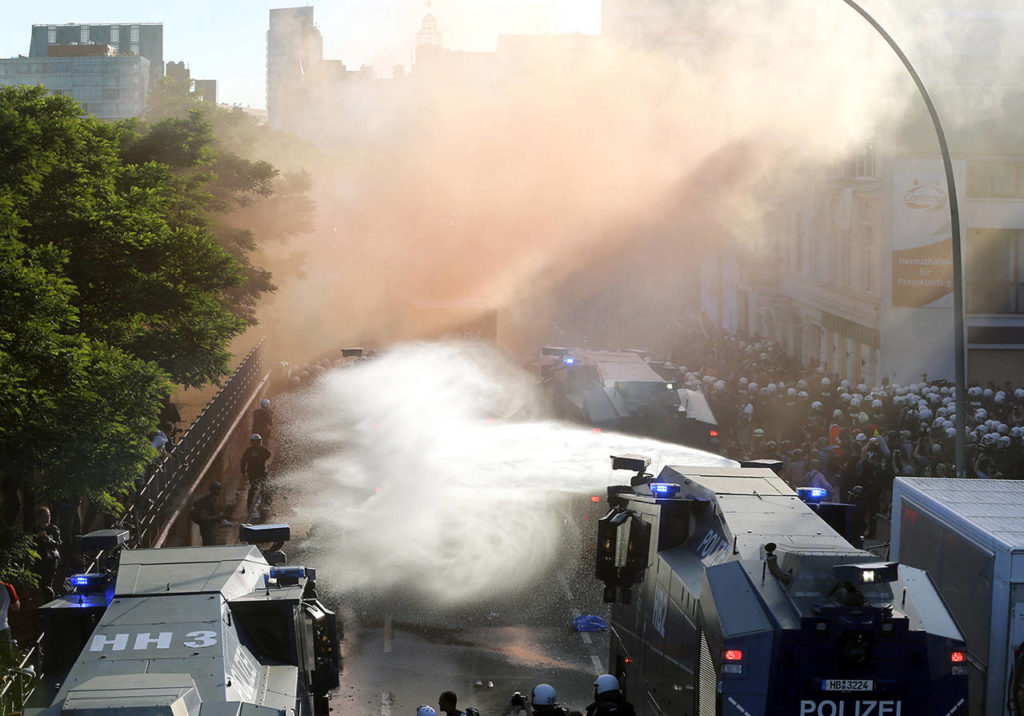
left=840, top=0, right=968, bottom=477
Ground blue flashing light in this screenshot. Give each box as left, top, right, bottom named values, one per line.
left=270, top=566, right=306, bottom=580
left=649, top=482, right=682, bottom=498
left=69, top=572, right=111, bottom=592
left=563, top=356, right=576, bottom=365
left=797, top=487, right=827, bottom=504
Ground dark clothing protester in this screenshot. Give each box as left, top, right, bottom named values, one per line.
left=241, top=445, right=271, bottom=480
left=252, top=407, right=273, bottom=439
left=587, top=695, right=636, bottom=716
left=193, top=493, right=224, bottom=546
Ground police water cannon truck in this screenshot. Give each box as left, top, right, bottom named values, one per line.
left=595, top=458, right=968, bottom=716
left=27, top=524, right=341, bottom=715
left=540, top=348, right=719, bottom=452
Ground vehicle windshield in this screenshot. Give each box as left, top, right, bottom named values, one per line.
left=616, top=381, right=680, bottom=407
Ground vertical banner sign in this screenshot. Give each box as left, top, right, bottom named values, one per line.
left=891, top=159, right=963, bottom=307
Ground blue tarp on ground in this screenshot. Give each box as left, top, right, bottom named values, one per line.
left=572, top=614, right=608, bottom=632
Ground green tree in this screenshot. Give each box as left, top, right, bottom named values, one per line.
left=1, top=84, right=263, bottom=544
left=0, top=237, right=167, bottom=520
left=0, top=86, right=248, bottom=387
left=141, top=81, right=318, bottom=315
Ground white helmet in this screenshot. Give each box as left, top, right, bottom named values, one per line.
left=946, top=427, right=957, bottom=439
left=594, top=674, right=621, bottom=696
left=749, top=382, right=759, bottom=391
left=811, top=401, right=823, bottom=411
left=872, top=399, right=883, bottom=409
left=532, top=684, right=558, bottom=707
left=260, top=398, right=271, bottom=408
left=975, top=409, right=988, bottom=421
left=418, top=708, right=438, bottom=716
left=984, top=388, right=994, bottom=398
left=821, top=377, right=831, bottom=387
left=999, top=423, right=1009, bottom=435
left=1016, top=388, right=1024, bottom=400
left=999, top=436, right=1012, bottom=448
left=996, top=391, right=1007, bottom=403
left=969, top=386, right=982, bottom=398
left=250, top=433, right=262, bottom=441
left=787, top=387, right=797, bottom=397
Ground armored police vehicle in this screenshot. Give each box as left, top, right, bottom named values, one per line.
left=540, top=348, right=719, bottom=451
left=27, top=525, right=340, bottom=715
left=595, top=458, right=968, bottom=716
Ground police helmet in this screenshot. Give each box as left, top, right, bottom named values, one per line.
left=251, top=433, right=262, bottom=441
left=261, top=398, right=271, bottom=408
left=594, top=674, right=621, bottom=695
left=417, top=707, right=438, bottom=716
left=532, top=684, right=558, bottom=707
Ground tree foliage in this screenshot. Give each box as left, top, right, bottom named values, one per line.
left=0, top=84, right=265, bottom=525
left=142, top=80, right=317, bottom=319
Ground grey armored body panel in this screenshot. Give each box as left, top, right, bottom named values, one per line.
left=595, top=463, right=968, bottom=716
left=28, top=545, right=340, bottom=716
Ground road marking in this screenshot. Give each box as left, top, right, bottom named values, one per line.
left=591, top=654, right=604, bottom=675
left=728, top=696, right=752, bottom=716
left=557, top=571, right=574, bottom=601
left=568, top=607, right=593, bottom=644
left=383, top=615, right=392, bottom=653
left=382, top=691, right=392, bottom=716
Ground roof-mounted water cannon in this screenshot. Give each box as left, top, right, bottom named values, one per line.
left=239, top=523, right=291, bottom=565
left=76, top=528, right=130, bottom=574
left=762, top=542, right=792, bottom=585
left=834, top=561, right=899, bottom=586
left=611, top=454, right=652, bottom=486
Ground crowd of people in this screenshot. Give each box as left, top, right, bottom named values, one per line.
left=668, top=327, right=1024, bottom=532
left=413, top=678, right=635, bottom=716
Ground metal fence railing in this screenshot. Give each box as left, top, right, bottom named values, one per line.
left=125, top=339, right=265, bottom=548
left=0, top=340, right=266, bottom=713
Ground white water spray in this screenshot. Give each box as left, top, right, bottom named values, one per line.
left=277, top=341, right=733, bottom=604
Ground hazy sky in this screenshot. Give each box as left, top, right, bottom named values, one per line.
left=0, top=0, right=602, bottom=109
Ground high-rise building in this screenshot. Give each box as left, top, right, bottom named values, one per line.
left=30, top=23, right=163, bottom=87
left=0, top=52, right=150, bottom=120
left=266, top=7, right=323, bottom=129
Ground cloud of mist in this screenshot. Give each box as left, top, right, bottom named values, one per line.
left=275, top=341, right=733, bottom=604
left=251, top=0, right=1022, bottom=362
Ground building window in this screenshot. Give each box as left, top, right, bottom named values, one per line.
left=967, top=161, right=1024, bottom=198
left=130, top=26, right=140, bottom=43
left=47, top=26, right=56, bottom=44
left=111, top=26, right=120, bottom=45
left=81, top=25, right=90, bottom=43
left=967, top=228, right=1024, bottom=313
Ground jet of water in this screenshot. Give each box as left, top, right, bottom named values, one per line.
left=277, top=341, right=734, bottom=604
